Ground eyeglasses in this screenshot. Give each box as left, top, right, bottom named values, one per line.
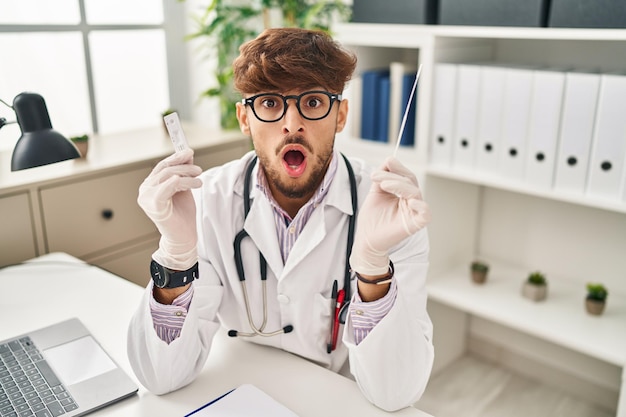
left=242, top=90, right=342, bottom=123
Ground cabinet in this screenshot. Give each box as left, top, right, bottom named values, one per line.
left=0, top=192, right=37, bottom=265
left=0, top=125, right=249, bottom=286
left=334, top=23, right=626, bottom=416
left=40, top=167, right=156, bottom=258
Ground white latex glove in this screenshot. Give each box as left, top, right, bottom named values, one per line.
left=137, top=149, right=203, bottom=270
left=350, top=157, right=431, bottom=276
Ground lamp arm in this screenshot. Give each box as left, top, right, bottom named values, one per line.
left=0, top=117, right=17, bottom=130
left=0, top=97, right=13, bottom=109
left=0, top=97, right=16, bottom=129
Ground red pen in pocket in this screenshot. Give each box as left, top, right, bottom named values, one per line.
left=331, top=289, right=345, bottom=351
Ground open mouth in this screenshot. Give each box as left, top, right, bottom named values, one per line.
left=282, top=149, right=307, bottom=177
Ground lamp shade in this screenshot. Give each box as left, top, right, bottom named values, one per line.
left=11, top=92, right=80, bottom=171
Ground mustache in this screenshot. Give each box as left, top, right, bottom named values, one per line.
left=275, top=134, right=313, bottom=154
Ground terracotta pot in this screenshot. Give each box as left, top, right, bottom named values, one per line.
left=585, top=298, right=606, bottom=315
left=73, top=141, right=89, bottom=158
left=522, top=282, right=547, bottom=301
left=471, top=270, right=488, bottom=284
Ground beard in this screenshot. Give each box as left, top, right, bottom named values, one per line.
left=256, top=133, right=335, bottom=200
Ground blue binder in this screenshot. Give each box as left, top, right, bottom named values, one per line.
left=376, top=75, right=391, bottom=142
left=360, top=69, right=390, bottom=141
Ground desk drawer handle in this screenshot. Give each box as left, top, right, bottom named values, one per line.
left=101, top=209, right=114, bottom=220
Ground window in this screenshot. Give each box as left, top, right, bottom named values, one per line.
left=0, top=0, right=186, bottom=151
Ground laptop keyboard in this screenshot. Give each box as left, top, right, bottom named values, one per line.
left=0, top=337, right=78, bottom=417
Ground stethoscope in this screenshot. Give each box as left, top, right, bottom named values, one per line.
left=228, top=153, right=357, bottom=339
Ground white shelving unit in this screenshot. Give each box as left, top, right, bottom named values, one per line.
left=334, top=22, right=626, bottom=416
left=429, top=261, right=626, bottom=366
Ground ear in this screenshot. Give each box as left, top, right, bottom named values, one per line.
left=335, top=99, right=349, bottom=133
left=236, top=102, right=251, bottom=135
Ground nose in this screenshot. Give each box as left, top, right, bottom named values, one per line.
left=281, top=98, right=304, bottom=134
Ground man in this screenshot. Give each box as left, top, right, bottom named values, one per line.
left=128, top=27, right=433, bottom=412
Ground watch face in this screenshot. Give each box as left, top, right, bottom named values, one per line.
left=150, top=260, right=168, bottom=288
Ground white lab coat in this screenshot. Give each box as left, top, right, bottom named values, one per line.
left=127, top=150, right=434, bottom=412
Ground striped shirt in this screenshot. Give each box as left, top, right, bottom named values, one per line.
left=150, top=152, right=397, bottom=344
left=149, top=285, right=193, bottom=342
left=257, top=151, right=338, bottom=262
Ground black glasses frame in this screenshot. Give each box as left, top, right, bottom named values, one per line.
left=241, top=90, right=342, bottom=123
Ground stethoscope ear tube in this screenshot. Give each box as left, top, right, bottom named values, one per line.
left=341, top=153, right=356, bottom=303
left=229, top=156, right=290, bottom=338
left=233, top=229, right=248, bottom=282
left=227, top=276, right=294, bottom=338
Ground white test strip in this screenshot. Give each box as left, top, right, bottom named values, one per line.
left=393, top=64, right=422, bottom=158
left=164, top=111, right=190, bottom=152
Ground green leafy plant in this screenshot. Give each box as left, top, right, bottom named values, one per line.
left=69, top=134, right=89, bottom=158
left=471, top=261, right=489, bottom=273
left=183, top=0, right=352, bottom=129
left=527, top=271, right=546, bottom=286
left=586, top=283, right=608, bottom=301
left=69, top=134, right=89, bottom=143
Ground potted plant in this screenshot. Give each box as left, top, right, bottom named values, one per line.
left=522, top=271, right=547, bottom=301
left=69, top=134, right=89, bottom=158
left=184, top=0, right=352, bottom=130
left=470, top=260, right=489, bottom=284
left=585, top=283, right=608, bottom=316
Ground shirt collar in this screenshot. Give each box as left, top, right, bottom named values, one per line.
left=256, top=151, right=339, bottom=220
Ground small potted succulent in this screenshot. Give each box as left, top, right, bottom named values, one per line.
left=470, top=260, right=489, bottom=284
left=585, top=283, right=608, bottom=316
left=69, top=134, right=89, bottom=158
left=522, top=271, right=547, bottom=301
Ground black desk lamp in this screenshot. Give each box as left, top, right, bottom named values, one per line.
left=0, top=92, right=80, bottom=171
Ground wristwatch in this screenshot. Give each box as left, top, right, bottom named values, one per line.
left=150, top=260, right=198, bottom=288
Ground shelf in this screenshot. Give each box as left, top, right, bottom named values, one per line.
left=0, top=124, right=248, bottom=192
left=334, top=23, right=432, bottom=48
left=428, top=261, right=626, bottom=367
left=335, top=23, right=626, bottom=43
left=433, top=25, right=626, bottom=41
left=427, top=166, right=626, bottom=214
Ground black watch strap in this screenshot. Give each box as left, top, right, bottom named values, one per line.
left=150, top=260, right=199, bottom=288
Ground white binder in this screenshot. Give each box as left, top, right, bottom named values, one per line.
left=586, top=73, right=626, bottom=201
left=344, top=75, right=363, bottom=139
left=553, top=71, right=600, bottom=196
left=524, top=69, right=566, bottom=190
left=452, top=64, right=481, bottom=171
left=475, top=64, right=506, bottom=175
left=389, top=61, right=417, bottom=143
left=498, top=67, right=534, bottom=181
left=429, top=63, right=457, bottom=167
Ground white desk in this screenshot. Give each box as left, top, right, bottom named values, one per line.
left=0, top=253, right=432, bottom=416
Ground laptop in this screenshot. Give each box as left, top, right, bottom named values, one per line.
left=0, top=317, right=138, bottom=417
